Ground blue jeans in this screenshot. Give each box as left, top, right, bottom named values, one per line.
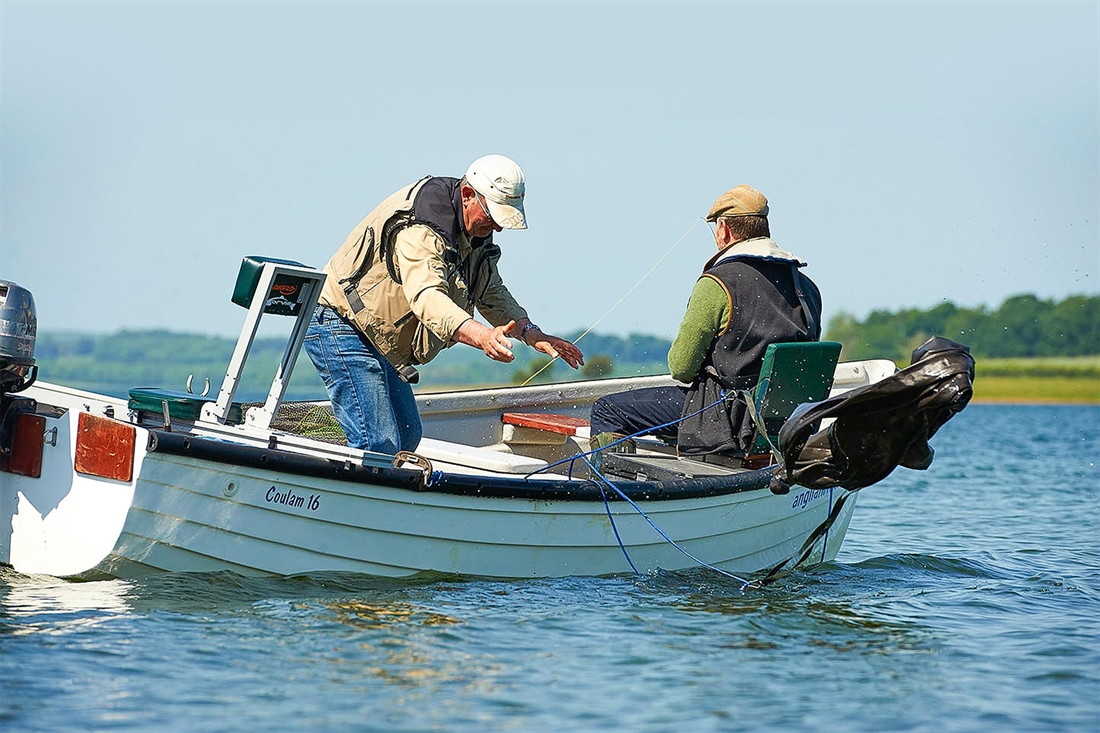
left=303, top=306, right=422, bottom=454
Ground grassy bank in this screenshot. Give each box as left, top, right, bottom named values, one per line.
left=972, top=356, right=1099, bottom=404
left=972, top=376, right=1100, bottom=404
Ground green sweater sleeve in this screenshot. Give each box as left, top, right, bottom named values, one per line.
left=667, top=276, right=730, bottom=383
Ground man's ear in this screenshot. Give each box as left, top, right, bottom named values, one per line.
left=715, top=219, right=731, bottom=245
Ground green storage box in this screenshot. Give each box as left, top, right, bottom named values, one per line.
left=128, top=388, right=244, bottom=425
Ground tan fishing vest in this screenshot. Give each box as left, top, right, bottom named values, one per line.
left=318, top=178, right=526, bottom=368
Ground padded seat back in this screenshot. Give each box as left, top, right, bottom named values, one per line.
left=748, top=341, right=842, bottom=455
left=231, top=255, right=314, bottom=316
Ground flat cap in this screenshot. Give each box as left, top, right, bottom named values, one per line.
left=706, top=185, right=769, bottom=222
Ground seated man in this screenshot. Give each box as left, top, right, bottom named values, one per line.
left=590, top=184, right=822, bottom=458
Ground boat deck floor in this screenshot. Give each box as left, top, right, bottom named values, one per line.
left=601, top=452, right=761, bottom=481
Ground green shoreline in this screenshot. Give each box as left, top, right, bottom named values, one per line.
left=969, top=376, right=1099, bottom=405
left=26, top=355, right=1100, bottom=406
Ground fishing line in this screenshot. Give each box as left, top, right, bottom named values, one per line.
left=520, top=217, right=704, bottom=386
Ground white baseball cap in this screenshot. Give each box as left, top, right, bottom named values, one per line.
left=465, top=154, right=527, bottom=229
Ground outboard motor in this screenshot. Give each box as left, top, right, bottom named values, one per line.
left=0, top=280, right=38, bottom=395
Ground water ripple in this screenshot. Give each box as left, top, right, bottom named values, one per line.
left=2, top=405, right=1099, bottom=732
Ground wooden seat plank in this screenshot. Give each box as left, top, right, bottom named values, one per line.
left=501, top=412, right=589, bottom=436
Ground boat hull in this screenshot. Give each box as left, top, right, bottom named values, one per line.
left=2, top=380, right=860, bottom=581
left=107, top=447, right=855, bottom=579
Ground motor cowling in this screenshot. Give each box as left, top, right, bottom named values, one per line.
left=0, top=280, right=38, bottom=394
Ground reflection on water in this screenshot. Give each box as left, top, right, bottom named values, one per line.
left=636, top=565, right=939, bottom=657
left=325, top=599, right=460, bottom=631
left=320, top=599, right=504, bottom=691
left=1, top=567, right=509, bottom=705
left=0, top=570, right=133, bottom=636
left=0, top=406, right=1096, bottom=732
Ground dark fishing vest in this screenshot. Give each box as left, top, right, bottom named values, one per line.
left=677, top=253, right=822, bottom=457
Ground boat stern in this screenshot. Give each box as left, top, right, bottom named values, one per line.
left=1, top=385, right=143, bottom=577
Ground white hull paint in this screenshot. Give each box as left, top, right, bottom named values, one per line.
left=1, top=370, right=880, bottom=581
left=111, top=450, right=855, bottom=578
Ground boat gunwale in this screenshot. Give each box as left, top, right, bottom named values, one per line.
left=147, top=430, right=775, bottom=501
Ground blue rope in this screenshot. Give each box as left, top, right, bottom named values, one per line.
left=526, top=389, right=736, bottom=479
left=594, top=475, right=640, bottom=575
left=579, top=452, right=751, bottom=590
left=514, top=389, right=754, bottom=587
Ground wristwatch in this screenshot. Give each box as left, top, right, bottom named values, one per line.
left=519, top=322, right=540, bottom=343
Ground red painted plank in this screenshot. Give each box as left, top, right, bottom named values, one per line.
left=501, top=412, right=589, bottom=436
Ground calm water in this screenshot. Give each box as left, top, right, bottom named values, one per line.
left=2, top=404, right=1097, bottom=732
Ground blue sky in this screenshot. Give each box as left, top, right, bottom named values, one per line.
left=3, top=1, right=1097, bottom=341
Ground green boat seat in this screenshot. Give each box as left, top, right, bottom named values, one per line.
left=746, top=341, right=842, bottom=458
left=231, top=255, right=314, bottom=316
left=128, top=388, right=243, bottom=425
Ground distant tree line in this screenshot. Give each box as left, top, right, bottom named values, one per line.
left=29, top=329, right=671, bottom=399
left=824, top=294, right=1100, bottom=362
left=28, top=293, right=1098, bottom=397
left=32, top=329, right=329, bottom=402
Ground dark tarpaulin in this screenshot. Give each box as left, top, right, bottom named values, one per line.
left=770, top=336, right=975, bottom=493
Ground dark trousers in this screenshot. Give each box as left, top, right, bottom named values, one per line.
left=589, top=386, right=687, bottom=439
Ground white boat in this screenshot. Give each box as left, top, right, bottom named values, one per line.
left=0, top=259, right=966, bottom=583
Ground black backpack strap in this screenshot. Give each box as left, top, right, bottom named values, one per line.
left=790, top=263, right=819, bottom=340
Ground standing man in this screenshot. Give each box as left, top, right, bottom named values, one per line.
left=307, top=155, right=584, bottom=454
left=589, top=184, right=821, bottom=457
